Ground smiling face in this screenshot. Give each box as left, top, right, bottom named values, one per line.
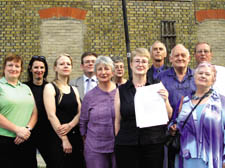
left=54, top=56, right=72, bottom=77
left=131, top=55, right=149, bottom=76
left=170, top=45, right=190, bottom=70
left=194, top=64, right=215, bottom=89
left=30, top=60, right=45, bottom=81
left=4, top=60, right=22, bottom=81
left=96, top=63, right=114, bottom=83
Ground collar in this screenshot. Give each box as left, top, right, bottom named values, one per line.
left=152, top=65, right=165, bottom=72
left=0, top=77, right=22, bottom=86
left=83, top=75, right=97, bottom=82
left=167, top=67, right=194, bottom=77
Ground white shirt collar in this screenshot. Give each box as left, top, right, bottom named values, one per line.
left=83, top=75, right=97, bottom=82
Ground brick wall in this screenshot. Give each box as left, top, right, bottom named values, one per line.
left=0, top=0, right=225, bottom=81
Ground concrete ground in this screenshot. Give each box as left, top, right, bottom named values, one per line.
left=37, top=153, right=46, bottom=168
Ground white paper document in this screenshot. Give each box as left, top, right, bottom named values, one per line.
left=134, top=82, right=169, bottom=128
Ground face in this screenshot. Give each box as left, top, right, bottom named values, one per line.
left=54, top=56, right=72, bottom=76
left=81, top=55, right=97, bottom=75
left=195, top=66, right=214, bottom=88
left=151, top=42, right=167, bottom=61
left=96, top=63, right=114, bottom=83
left=195, top=43, right=212, bottom=64
left=131, top=55, right=149, bottom=75
left=170, top=46, right=190, bottom=69
left=4, top=60, right=22, bottom=80
left=114, top=62, right=125, bottom=78
left=31, top=61, right=45, bottom=80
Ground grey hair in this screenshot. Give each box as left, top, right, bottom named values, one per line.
left=149, top=40, right=167, bottom=54
left=170, top=44, right=190, bottom=57
left=195, top=61, right=217, bottom=84
left=94, top=56, right=115, bottom=72
left=111, top=56, right=124, bottom=64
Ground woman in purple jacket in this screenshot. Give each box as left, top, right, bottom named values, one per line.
left=80, top=56, right=117, bottom=168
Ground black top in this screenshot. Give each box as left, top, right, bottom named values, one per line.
left=115, top=79, right=167, bottom=145
left=24, top=80, right=51, bottom=133
left=52, top=83, right=80, bottom=133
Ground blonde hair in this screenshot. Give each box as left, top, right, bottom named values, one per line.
left=53, top=53, right=73, bottom=104
left=131, top=48, right=150, bottom=62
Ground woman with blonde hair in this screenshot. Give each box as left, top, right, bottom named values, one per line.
left=114, top=48, right=172, bottom=168
left=44, top=53, right=84, bottom=168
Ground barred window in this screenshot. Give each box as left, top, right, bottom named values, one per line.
left=161, top=20, right=176, bottom=65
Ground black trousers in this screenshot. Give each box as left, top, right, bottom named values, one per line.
left=28, top=128, right=54, bottom=167
left=47, top=131, right=85, bottom=168
left=115, top=143, right=164, bottom=168
left=0, top=135, right=37, bottom=168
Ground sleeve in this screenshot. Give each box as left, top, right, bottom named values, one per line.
left=222, top=107, right=225, bottom=163
left=79, top=95, right=90, bottom=136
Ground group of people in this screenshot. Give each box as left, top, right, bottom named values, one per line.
left=0, top=41, right=225, bottom=168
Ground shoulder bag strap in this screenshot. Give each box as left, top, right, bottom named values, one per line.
left=181, top=88, right=213, bottom=129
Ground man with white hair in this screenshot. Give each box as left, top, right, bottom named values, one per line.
left=157, top=44, right=196, bottom=168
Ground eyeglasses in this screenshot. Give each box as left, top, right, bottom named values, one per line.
left=196, top=50, right=210, bottom=54
left=133, top=59, right=148, bottom=65
left=83, top=60, right=95, bottom=64
left=32, top=55, right=46, bottom=60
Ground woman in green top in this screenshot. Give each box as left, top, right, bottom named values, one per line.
left=0, top=53, right=38, bottom=168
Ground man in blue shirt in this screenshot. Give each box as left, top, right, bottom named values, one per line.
left=157, top=44, right=196, bottom=117
left=157, top=44, right=196, bottom=168
left=147, top=41, right=169, bottom=82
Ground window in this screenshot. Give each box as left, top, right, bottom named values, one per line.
left=161, top=20, right=176, bottom=65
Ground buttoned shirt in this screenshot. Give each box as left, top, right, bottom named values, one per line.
left=80, top=86, right=116, bottom=153
left=83, top=75, right=98, bottom=94
left=157, top=67, right=196, bottom=115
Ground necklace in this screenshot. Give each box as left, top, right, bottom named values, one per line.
left=192, top=95, right=203, bottom=100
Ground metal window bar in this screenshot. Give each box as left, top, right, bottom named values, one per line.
left=161, top=20, right=176, bottom=65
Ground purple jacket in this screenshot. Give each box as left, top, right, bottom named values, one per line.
left=80, top=86, right=116, bottom=153
left=177, top=91, right=225, bottom=168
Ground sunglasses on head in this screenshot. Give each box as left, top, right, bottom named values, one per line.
left=32, top=55, right=46, bottom=60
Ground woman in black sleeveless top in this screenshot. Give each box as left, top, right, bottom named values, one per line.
left=114, top=48, right=172, bottom=168
left=44, top=53, right=84, bottom=168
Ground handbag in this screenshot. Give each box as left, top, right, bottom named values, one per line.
left=166, top=89, right=213, bottom=153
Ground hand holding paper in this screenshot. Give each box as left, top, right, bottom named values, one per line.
left=134, top=82, right=169, bottom=128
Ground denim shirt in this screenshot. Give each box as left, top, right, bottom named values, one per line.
left=157, top=67, right=196, bottom=116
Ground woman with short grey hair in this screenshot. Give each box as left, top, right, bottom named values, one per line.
left=80, top=56, right=117, bottom=168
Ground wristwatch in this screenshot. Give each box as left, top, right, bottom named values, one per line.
left=26, top=126, right=32, bottom=132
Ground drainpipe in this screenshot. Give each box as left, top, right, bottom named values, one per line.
left=122, top=0, right=132, bottom=80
